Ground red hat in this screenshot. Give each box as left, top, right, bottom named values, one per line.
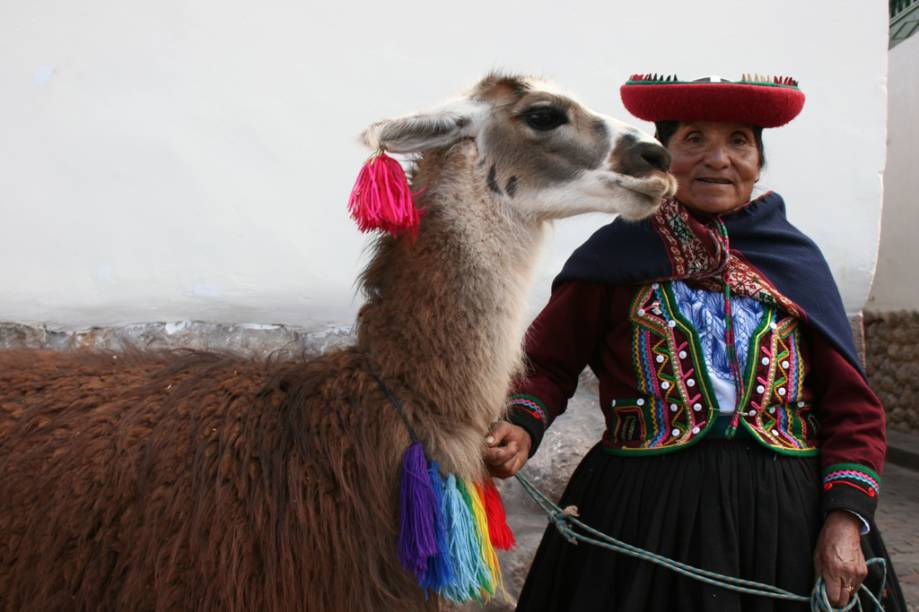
left=620, top=74, right=805, bottom=128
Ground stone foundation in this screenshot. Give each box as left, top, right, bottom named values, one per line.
left=865, top=310, right=919, bottom=434
left=0, top=320, right=353, bottom=358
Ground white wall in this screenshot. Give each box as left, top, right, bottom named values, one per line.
left=868, top=32, right=919, bottom=311
left=0, top=0, right=888, bottom=329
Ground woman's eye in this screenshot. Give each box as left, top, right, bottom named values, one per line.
left=732, top=136, right=749, bottom=145
left=522, top=107, right=569, bottom=131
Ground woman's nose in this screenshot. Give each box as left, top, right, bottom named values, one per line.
left=703, top=145, right=730, bottom=168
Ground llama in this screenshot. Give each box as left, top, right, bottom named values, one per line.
left=0, top=73, right=674, bottom=611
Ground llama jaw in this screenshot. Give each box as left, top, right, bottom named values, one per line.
left=615, top=171, right=677, bottom=199
left=596, top=171, right=677, bottom=220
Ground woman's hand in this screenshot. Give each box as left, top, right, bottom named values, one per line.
left=814, top=511, right=868, bottom=607
left=484, top=421, right=531, bottom=479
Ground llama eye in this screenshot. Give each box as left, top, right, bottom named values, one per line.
left=522, top=107, right=569, bottom=131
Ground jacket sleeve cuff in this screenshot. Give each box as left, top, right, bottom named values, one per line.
left=821, top=463, right=881, bottom=524
left=506, top=394, right=548, bottom=457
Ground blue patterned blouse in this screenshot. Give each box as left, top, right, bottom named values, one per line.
left=670, top=280, right=765, bottom=414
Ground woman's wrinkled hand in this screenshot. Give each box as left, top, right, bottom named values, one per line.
left=483, top=421, right=531, bottom=479
left=814, top=511, right=868, bottom=608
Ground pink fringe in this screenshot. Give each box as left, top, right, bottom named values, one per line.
left=348, top=151, right=420, bottom=237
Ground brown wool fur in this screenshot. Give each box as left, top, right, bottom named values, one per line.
left=0, top=144, right=540, bottom=612
left=0, top=74, right=673, bottom=611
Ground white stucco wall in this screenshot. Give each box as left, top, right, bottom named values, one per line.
left=868, top=32, right=919, bottom=311
left=0, top=1, right=888, bottom=330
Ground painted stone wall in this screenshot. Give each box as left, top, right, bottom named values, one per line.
left=864, top=28, right=919, bottom=436
left=867, top=33, right=919, bottom=312
left=864, top=311, right=919, bottom=434
left=0, top=1, right=889, bottom=331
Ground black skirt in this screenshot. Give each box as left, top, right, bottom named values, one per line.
left=516, top=439, right=906, bottom=612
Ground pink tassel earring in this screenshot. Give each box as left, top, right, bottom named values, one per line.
left=348, top=150, right=421, bottom=237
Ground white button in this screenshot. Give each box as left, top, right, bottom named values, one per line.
left=668, top=320, right=677, bottom=328
left=756, top=385, right=765, bottom=393
left=670, top=403, right=678, bottom=412
left=671, top=428, right=680, bottom=436
left=636, top=398, right=645, bottom=406
left=781, top=361, right=789, bottom=369
left=637, top=308, right=645, bottom=316
left=748, top=409, right=756, bottom=416
left=686, top=379, right=696, bottom=387
left=761, top=357, right=770, bottom=365
left=768, top=406, right=776, bottom=414
left=797, top=401, right=805, bottom=408
left=778, top=388, right=787, bottom=396
left=771, top=429, right=779, bottom=436
left=652, top=283, right=660, bottom=289
left=693, top=403, right=702, bottom=412
left=770, top=322, right=777, bottom=330
left=656, top=355, right=665, bottom=363
left=692, top=426, right=700, bottom=434
left=679, top=351, right=688, bottom=359
left=661, top=381, right=670, bottom=390
left=611, top=400, right=617, bottom=407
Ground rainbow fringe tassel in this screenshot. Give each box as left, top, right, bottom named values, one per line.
left=397, top=443, right=515, bottom=602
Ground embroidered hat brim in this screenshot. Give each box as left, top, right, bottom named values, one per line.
left=620, top=75, right=805, bottom=128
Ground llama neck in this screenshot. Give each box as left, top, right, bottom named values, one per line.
left=357, top=143, right=546, bottom=463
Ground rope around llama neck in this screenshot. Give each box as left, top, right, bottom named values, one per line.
left=514, top=472, right=886, bottom=612
left=367, top=366, right=515, bottom=603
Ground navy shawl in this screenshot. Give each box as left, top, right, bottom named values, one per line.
left=554, top=191, right=863, bottom=375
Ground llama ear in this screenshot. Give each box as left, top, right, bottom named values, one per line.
left=360, top=100, right=484, bottom=154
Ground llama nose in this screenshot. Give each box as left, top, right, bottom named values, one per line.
left=633, top=142, right=672, bottom=172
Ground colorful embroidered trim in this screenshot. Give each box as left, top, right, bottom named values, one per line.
left=626, top=73, right=799, bottom=88
left=736, top=311, right=816, bottom=454
left=614, top=283, right=716, bottom=451
left=650, top=198, right=804, bottom=319
left=822, top=464, right=881, bottom=498
left=610, top=282, right=818, bottom=456
left=508, top=394, right=548, bottom=427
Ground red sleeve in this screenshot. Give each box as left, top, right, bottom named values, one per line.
left=506, top=281, right=611, bottom=455
left=806, top=328, right=886, bottom=523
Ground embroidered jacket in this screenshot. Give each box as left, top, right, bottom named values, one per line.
left=508, top=195, right=887, bottom=523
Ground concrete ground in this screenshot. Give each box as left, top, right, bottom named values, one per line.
left=876, top=461, right=919, bottom=610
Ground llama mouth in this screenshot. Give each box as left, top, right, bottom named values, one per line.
left=609, top=172, right=677, bottom=200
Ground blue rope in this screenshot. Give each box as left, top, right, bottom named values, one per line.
left=514, top=472, right=887, bottom=612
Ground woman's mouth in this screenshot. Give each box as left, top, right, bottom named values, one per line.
left=696, top=177, right=733, bottom=185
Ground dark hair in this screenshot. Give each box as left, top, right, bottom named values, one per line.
left=654, top=120, right=766, bottom=168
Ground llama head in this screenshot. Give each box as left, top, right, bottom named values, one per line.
left=360, top=72, right=676, bottom=222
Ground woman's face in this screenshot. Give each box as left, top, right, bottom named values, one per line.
left=666, top=121, right=760, bottom=214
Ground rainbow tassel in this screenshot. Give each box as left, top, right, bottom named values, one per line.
left=481, top=478, right=515, bottom=550
left=468, top=481, right=501, bottom=593
left=348, top=151, right=420, bottom=237
left=439, top=475, right=487, bottom=602
left=397, top=441, right=439, bottom=581
left=395, top=443, right=514, bottom=602
left=419, top=462, right=454, bottom=591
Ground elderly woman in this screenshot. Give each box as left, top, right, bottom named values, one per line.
left=485, top=75, right=906, bottom=611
